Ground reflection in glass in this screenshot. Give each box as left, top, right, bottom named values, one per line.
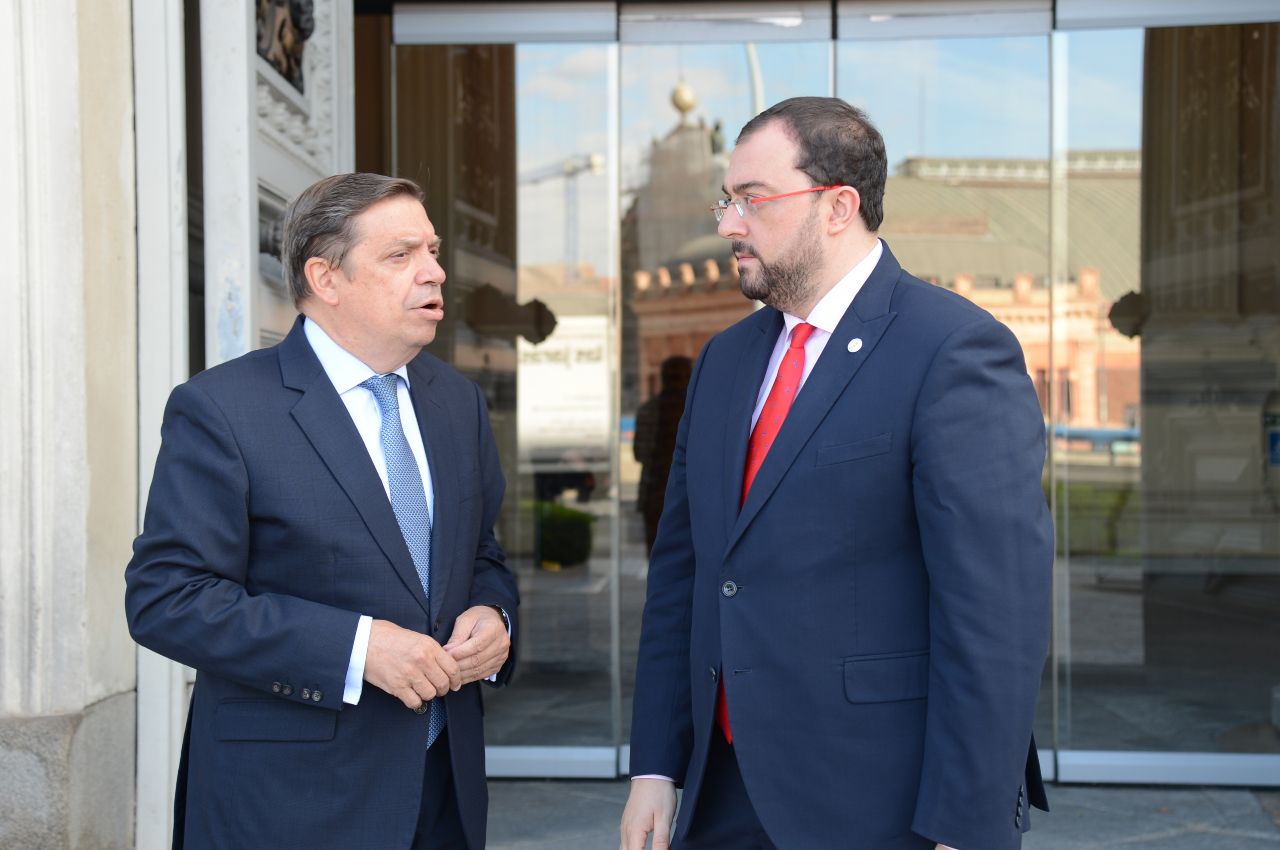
left=1062, top=23, right=1280, bottom=755
left=837, top=34, right=1057, bottom=747
left=619, top=42, right=833, bottom=739
left=394, top=41, right=619, bottom=746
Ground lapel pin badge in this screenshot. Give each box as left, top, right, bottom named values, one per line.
left=847, top=338, right=863, bottom=353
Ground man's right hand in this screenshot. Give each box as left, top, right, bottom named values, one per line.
left=620, top=778, right=677, bottom=850
left=363, top=619, right=462, bottom=710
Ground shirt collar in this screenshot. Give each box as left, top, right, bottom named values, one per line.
left=303, top=317, right=411, bottom=394
left=781, top=239, right=884, bottom=336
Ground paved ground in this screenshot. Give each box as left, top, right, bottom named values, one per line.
left=487, top=781, right=1280, bottom=849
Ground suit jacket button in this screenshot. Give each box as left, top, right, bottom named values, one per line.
left=271, top=682, right=282, bottom=693
left=311, top=690, right=322, bottom=702
left=281, top=684, right=293, bottom=696
left=415, top=703, right=428, bottom=715
left=721, top=580, right=738, bottom=598
left=709, top=667, right=718, bottom=681
left=301, top=688, right=311, bottom=700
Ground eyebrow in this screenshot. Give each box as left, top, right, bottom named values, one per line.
left=383, top=236, right=442, bottom=253
left=722, top=180, right=770, bottom=197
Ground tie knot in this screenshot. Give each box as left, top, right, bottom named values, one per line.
left=361, top=374, right=400, bottom=415
left=789, top=322, right=817, bottom=350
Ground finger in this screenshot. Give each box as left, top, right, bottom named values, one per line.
left=422, top=664, right=452, bottom=698
left=652, top=814, right=671, bottom=850
left=454, top=643, right=504, bottom=677
left=619, top=819, right=648, bottom=850
left=396, top=684, right=421, bottom=710
left=443, top=612, right=479, bottom=648
left=445, top=636, right=482, bottom=660
left=439, top=652, right=464, bottom=691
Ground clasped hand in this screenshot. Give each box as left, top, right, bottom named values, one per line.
left=363, top=606, right=509, bottom=710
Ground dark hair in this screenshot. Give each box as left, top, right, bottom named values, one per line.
left=660, top=355, right=693, bottom=385
left=281, top=172, right=424, bottom=306
left=737, top=97, right=887, bottom=232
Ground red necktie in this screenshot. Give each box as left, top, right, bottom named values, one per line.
left=717, top=321, right=817, bottom=743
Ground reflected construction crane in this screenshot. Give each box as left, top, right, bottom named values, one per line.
left=519, top=153, right=604, bottom=282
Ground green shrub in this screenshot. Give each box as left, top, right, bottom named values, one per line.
left=537, top=501, right=594, bottom=566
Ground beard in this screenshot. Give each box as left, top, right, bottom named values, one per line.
left=734, top=209, right=823, bottom=315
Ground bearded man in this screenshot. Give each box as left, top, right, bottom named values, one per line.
left=620, top=97, right=1052, bottom=850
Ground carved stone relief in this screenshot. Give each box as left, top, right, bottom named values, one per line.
left=256, top=0, right=314, bottom=92
left=255, top=0, right=337, bottom=174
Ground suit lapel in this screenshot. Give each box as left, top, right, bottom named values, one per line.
left=280, top=319, right=431, bottom=616
left=407, top=355, right=457, bottom=625
left=721, top=309, right=783, bottom=540
left=726, top=245, right=903, bottom=556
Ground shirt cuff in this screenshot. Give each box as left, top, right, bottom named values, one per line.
left=631, top=775, right=675, bottom=782
left=343, top=615, right=372, bottom=705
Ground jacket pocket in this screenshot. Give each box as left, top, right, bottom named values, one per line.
left=214, top=698, right=338, bottom=742
left=843, top=649, right=929, bottom=703
left=816, top=432, right=892, bottom=466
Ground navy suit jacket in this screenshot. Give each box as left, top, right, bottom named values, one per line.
left=126, top=317, right=518, bottom=850
left=630, top=243, right=1052, bottom=850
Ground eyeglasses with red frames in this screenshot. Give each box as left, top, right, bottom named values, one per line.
left=710, top=185, right=842, bottom=222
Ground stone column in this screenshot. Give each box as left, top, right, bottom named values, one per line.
left=0, top=0, right=138, bottom=848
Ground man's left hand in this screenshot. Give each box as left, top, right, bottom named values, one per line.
left=443, top=606, right=510, bottom=685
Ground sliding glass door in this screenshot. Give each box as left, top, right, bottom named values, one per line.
left=380, top=1, right=1280, bottom=783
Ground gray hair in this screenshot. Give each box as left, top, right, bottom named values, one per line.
left=281, top=172, right=424, bottom=306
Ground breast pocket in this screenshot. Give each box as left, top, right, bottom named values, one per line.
left=816, top=432, right=892, bottom=467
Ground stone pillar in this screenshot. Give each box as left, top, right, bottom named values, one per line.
left=0, top=0, right=138, bottom=848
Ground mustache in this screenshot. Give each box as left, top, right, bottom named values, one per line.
left=731, top=241, right=756, bottom=258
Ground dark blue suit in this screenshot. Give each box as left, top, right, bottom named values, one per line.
left=126, top=317, right=517, bottom=850
left=631, top=243, right=1051, bottom=850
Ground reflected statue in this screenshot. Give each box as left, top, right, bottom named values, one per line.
left=633, top=356, right=692, bottom=555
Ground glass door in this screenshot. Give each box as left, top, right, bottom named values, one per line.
left=835, top=15, right=1056, bottom=772
left=389, top=6, right=624, bottom=775
left=377, top=2, right=1280, bottom=784
left=617, top=19, right=836, bottom=763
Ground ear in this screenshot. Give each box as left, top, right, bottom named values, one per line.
left=826, top=186, right=863, bottom=237
left=305, top=256, right=342, bottom=307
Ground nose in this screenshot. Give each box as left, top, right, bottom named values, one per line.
left=717, top=205, right=746, bottom=239
left=419, top=254, right=446, bottom=287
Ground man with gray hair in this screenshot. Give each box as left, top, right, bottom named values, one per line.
left=127, top=172, right=517, bottom=849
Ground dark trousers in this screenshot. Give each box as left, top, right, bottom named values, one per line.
left=673, top=735, right=778, bottom=850
left=412, top=734, right=468, bottom=850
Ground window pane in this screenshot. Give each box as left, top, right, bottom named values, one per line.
left=619, top=42, right=833, bottom=741
left=1059, top=22, right=1280, bottom=754
left=838, top=35, right=1055, bottom=746
left=394, top=41, right=622, bottom=747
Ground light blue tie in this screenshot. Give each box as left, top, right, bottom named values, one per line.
left=361, top=374, right=446, bottom=747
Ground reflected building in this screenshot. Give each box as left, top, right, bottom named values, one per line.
left=626, top=95, right=1142, bottom=435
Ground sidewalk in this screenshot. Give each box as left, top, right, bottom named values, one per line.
left=487, top=780, right=1280, bottom=849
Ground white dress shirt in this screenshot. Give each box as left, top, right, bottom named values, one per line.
left=304, top=318, right=435, bottom=705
